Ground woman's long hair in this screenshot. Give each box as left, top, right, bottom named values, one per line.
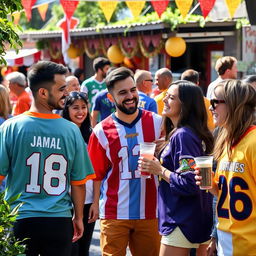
left=160, top=80, right=214, bottom=155
left=213, top=80, right=256, bottom=161
left=62, top=91, right=92, bottom=143
left=0, top=85, right=11, bottom=120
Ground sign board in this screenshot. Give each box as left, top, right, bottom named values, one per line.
left=242, top=25, right=256, bottom=74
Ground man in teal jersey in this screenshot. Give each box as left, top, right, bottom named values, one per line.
left=0, top=61, right=95, bottom=256
left=81, top=57, right=110, bottom=111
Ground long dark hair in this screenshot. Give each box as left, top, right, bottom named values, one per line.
left=162, top=80, right=214, bottom=154
left=62, top=91, right=92, bottom=143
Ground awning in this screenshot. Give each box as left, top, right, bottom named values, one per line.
left=4, top=48, right=41, bottom=66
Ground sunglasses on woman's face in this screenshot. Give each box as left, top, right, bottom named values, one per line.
left=210, top=99, right=225, bottom=110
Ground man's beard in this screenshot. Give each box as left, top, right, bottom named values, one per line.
left=115, top=98, right=138, bottom=115
left=47, top=92, right=66, bottom=110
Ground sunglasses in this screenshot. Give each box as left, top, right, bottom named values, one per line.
left=69, top=91, right=88, bottom=100
left=210, top=99, right=225, bottom=110
left=144, top=79, right=153, bottom=82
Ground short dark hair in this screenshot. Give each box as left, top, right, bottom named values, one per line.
left=215, top=56, right=237, bottom=76
left=93, top=57, right=110, bottom=72
left=181, top=69, right=199, bottom=84
left=105, top=67, right=134, bottom=92
left=74, top=68, right=84, bottom=79
left=27, top=61, right=68, bottom=96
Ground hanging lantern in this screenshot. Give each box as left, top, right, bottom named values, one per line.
left=165, top=37, right=186, bottom=57
left=107, top=45, right=124, bottom=64
left=67, top=44, right=79, bottom=59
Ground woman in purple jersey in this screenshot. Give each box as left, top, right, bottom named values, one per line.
left=63, top=91, right=98, bottom=256
left=139, top=80, right=214, bottom=256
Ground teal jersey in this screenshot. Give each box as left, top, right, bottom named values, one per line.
left=0, top=112, right=95, bottom=219
left=81, top=77, right=106, bottom=111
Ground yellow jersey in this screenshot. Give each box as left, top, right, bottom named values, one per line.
left=215, top=126, right=256, bottom=255
left=154, top=89, right=167, bottom=116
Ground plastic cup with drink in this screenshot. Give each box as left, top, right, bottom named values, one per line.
left=139, top=142, right=156, bottom=179
left=194, top=156, right=213, bottom=190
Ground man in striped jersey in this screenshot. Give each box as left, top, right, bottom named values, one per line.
left=88, top=67, right=162, bottom=256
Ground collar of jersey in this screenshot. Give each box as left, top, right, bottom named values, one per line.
left=232, top=125, right=256, bottom=148
left=112, top=108, right=142, bottom=128
left=23, top=111, right=62, bottom=119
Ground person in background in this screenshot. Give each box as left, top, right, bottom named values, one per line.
left=66, top=76, right=81, bottom=93
left=243, top=74, right=256, bottom=90
left=62, top=91, right=98, bottom=256
left=0, top=61, right=95, bottom=256
left=5, top=71, right=31, bottom=116
left=206, top=56, right=237, bottom=99
left=0, top=85, right=12, bottom=192
left=74, top=68, right=85, bottom=85
left=196, top=79, right=256, bottom=256
left=181, top=69, right=215, bottom=132
left=88, top=67, right=162, bottom=256
left=0, top=84, right=12, bottom=125
left=134, top=70, right=157, bottom=113
left=91, top=67, right=116, bottom=127
left=81, top=57, right=110, bottom=111
left=139, top=80, right=214, bottom=256
left=154, top=68, right=173, bottom=116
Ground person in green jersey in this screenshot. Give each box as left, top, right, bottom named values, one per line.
left=0, top=61, right=95, bottom=256
left=81, top=57, right=110, bottom=112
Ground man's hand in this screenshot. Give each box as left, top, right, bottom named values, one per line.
left=72, top=217, right=84, bottom=242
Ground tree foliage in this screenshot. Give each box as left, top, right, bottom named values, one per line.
left=0, top=0, right=23, bottom=65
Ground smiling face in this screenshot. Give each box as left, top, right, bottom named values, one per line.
left=162, top=84, right=181, bottom=126
left=47, top=74, right=68, bottom=110
left=111, top=76, right=139, bottom=115
left=68, top=98, right=88, bottom=127
left=210, top=86, right=227, bottom=127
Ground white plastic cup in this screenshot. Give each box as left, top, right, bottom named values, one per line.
left=139, top=142, right=156, bottom=178
left=194, top=156, right=213, bottom=190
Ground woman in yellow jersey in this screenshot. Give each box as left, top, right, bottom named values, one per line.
left=196, top=79, right=256, bottom=256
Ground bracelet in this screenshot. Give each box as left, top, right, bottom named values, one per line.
left=161, top=168, right=168, bottom=177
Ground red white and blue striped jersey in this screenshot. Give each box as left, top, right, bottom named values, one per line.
left=88, top=109, right=162, bottom=220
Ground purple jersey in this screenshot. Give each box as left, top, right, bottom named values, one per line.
left=158, top=127, right=213, bottom=243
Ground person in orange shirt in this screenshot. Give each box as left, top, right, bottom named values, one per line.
left=181, top=69, right=215, bottom=132
left=6, top=71, right=31, bottom=116
left=154, top=68, right=173, bottom=116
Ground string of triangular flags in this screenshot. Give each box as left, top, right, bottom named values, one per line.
left=18, top=0, right=242, bottom=23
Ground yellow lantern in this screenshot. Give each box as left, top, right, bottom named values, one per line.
left=67, top=44, right=79, bottom=59
left=165, top=37, right=186, bottom=57
left=107, top=45, right=124, bottom=64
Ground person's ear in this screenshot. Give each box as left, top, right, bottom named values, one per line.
left=107, top=92, right=114, bottom=102
left=38, top=88, right=48, bottom=99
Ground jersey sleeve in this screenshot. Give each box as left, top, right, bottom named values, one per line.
left=88, top=131, right=111, bottom=181
left=70, top=129, right=95, bottom=185
left=169, top=131, right=202, bottom=196
left=148, top=99, right=158, bottom=114
left=0, top=125, right=10, bottom=180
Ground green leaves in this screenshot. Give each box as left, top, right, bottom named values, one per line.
left=0, top=191, right=26, bottom=256
left=0, top=0, right=23, bottom=65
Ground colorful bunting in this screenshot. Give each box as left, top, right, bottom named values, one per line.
left=151, top=0, right=169, bottom=18
left=60, top=0, right=79, bottom=20
left=126, top=1, right=146, bottom=18
left=59, top=0, right=79, bottom=64
left=37, top=3, right=49, bottom=21
left=175, top=0, right=193, bottom=18
left=98, top=1, right=118, bottom=22
left=198, top=0, right=216, bottom=18
left=13, top=12, right=21, bottom=25
left=22, top=0, right=37, bottom=21
left=225, top=0, right=241, bottom=18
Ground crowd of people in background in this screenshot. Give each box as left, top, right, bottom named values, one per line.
left=0, top=55, right=255, bottom=256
